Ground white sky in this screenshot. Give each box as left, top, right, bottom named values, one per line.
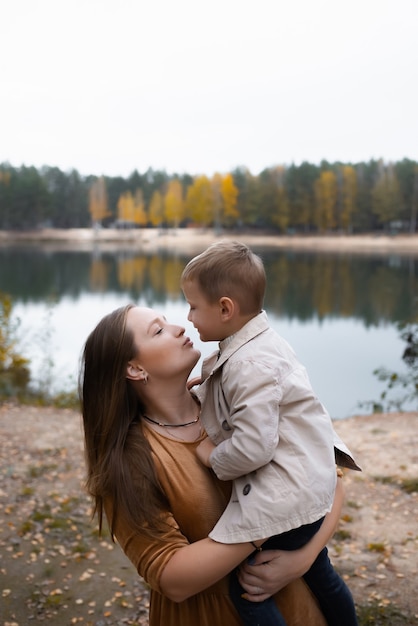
left=1, top=0, right=417, bottom=178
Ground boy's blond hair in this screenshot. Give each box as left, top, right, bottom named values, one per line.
left=181, top=240, right=265, bottom=315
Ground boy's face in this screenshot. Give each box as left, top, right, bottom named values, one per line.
left=182, top=279, right=224, bottom=342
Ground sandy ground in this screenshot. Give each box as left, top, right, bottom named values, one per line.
left=1, top=227, right=418, bottom=256
left=332, top=412, right=418, bottom=619
left=0, top=404, right=417, bottom=625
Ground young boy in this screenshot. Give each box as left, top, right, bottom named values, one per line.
left=181, top=240, right=361, bottom=626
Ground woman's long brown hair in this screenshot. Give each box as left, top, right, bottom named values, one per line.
left=79, top=304, right=169, bottom=539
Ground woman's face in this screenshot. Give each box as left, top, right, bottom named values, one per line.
left=126, top=307, right=200, bottom=380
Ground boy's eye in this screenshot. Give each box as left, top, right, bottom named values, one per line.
left=155, top=327, right=163, bottom=335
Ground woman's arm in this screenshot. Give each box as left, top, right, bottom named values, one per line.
left=160, top=537, right=258, bottom=602
left=238, top=475, right=345, bottom=602
left=161, top=475, right=343, bottom=603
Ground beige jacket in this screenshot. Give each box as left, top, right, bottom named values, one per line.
left=194, top=311, right=360, bottom=543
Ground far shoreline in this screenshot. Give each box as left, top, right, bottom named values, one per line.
left=1, top=227, right=418, bottom=256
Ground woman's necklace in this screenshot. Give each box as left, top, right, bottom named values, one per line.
left=142, top=413, right=200, bottom=428
left=142, top=412, right=203, bottom=443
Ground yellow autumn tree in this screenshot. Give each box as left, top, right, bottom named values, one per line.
left=117, top=189, right=147, bottom=227
left=314, top=170, right=337, bottom=231
left=0, top=170, right=11, bottom=185
left=117, top=191, right=135, bottom=225
left=148, top=190, right=164, bottom=227
left=89, top=177, right=110, bottom=225
left=164, top=179, right=184, bottom=227
left=185, top=176, right=214, bottom=226
left=212, top=171, right=241, bottom=229
left=221, top=173, right=239, bottom=226
left=211, top=173, right=223, bottom=230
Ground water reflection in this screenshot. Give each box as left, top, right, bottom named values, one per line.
left=1, top=244, right=417, bottom=418
left=1, top=246, right=416, bottom=326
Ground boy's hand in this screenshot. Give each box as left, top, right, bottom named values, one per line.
left=187, top=376, right=201, bottom=390
left=196, top=437, right=216, bottom=467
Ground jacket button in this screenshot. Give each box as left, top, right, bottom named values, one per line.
left=243, top=484, right=251, bottom=495
left=221, top=420, right=231, bottom=431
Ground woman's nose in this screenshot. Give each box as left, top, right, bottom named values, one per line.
left=172, top=324, right=185, bottom=336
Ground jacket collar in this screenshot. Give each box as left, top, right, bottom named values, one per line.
left=205, top=310, right=269, bottom=374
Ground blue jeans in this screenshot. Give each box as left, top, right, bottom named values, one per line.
left=230, top=518, right=358, bottom=626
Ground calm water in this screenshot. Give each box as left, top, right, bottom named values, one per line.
left=1, top=243, right=417, bottom=419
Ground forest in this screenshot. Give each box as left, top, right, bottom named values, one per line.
left=0, top=158, right=417, bottom=233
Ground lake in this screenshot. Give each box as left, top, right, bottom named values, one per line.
left=0, top=242, right=417, bottom=419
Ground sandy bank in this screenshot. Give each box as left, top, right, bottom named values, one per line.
left=1, top=228, right=418, bottom=256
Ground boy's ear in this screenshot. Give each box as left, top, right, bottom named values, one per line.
left=219, top=296, right=235, bottom=320
left=126, top=362, right=146, bottom=381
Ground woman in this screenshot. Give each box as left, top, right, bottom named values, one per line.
left=79, top=304, right=345, bottom=626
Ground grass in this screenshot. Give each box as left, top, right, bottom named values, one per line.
left=28, top=463, right=58, bottom=478
left=367, top=542, right=387, bottom=553
left=399, top=478, right=418, bottom=494
left=374, top=474, right=418, bottom=494
left=10, top=388, right=80, bottom=409
left=346, top=500, right=362, bottom=509
left=334, top=528, right=352, bottom=541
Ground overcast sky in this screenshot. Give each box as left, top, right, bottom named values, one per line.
left=1, top=0, right=417, bottom=178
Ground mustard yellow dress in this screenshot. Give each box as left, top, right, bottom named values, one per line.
left=111, top=426, right=326, bottom=626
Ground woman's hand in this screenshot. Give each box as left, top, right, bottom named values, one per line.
left=238, top=548, right=310, bottom=602
left=238, top=475, right=346, bottom=602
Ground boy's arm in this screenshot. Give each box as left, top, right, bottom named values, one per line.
left=209, top=360, right=280, bottom=480
left=196, top=437, right=216, bottom=467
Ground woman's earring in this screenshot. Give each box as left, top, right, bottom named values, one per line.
left=142, top=373, right=148, bottom=385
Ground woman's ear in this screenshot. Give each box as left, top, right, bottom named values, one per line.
left=219, top=296, right=235, bottom=321
left=126, top=362, right=147, bottom=382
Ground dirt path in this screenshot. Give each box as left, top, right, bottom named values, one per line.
left=1, top=404, right=417, bottom=625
